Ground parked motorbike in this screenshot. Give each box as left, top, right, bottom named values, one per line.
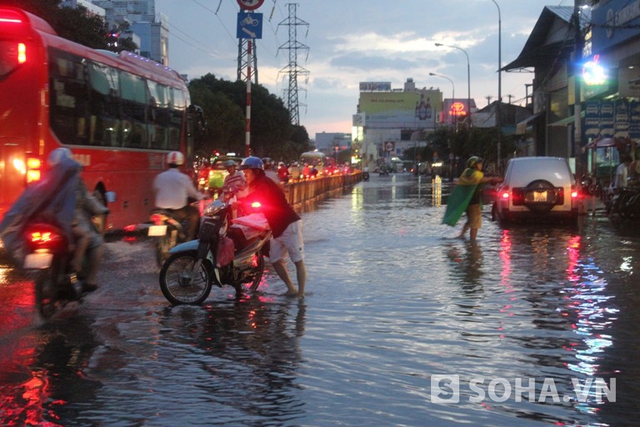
left=158, top=199, right=271, bottom=305
left=580, top=174, right=602, bottom=198
left=148, top=209, right=189, bottom=268
left=606, top=185, right=640, bottom=220
left=22, top=222, right=90, bottom=319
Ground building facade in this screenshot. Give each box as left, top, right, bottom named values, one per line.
left=505, top=1, right=639, bottom=178
left=353, top=79, right=449, bottom=169
left=90, top=0, right=168, bottom=65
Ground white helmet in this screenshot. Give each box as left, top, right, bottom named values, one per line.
left=48, top=147, right=73, bottom=166
left=167, top=151, right=184, bottom=166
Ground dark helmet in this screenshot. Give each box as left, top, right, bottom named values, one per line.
left=467, top=156, right=483, bottom=168
left=239, top=156, right=264, bottom=170
left=223, top=159, right=237, bottom=168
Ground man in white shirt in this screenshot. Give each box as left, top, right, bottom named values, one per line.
left=614, top=155, right=632, bottom=189
left=153, top=151, right=203, bottom=240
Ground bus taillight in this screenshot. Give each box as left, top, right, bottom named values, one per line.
left=18, top=43, right=26, bottom=63
left=26, top=157, right=41, bottom=183
left=0, top=41, right=25, bottom=76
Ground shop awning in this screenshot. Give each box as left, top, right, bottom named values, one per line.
left=584, top=137, right=632, bottom=150
left=515, top=112, right=544, bottom=135
left=548, top=111, right=585, bottom=127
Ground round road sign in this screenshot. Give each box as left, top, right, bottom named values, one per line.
left=237, top=0, right=264, bottom=10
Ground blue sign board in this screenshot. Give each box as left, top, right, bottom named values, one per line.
left=237, top=12, right=263, bottom=39
left=592, top=0, right=640, bottom=54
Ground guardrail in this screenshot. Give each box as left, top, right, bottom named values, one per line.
left=284, top=172, right=363, bottom=211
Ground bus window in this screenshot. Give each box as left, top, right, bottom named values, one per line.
left=49, top=49, right=89, bottom=146
left=88, top=61, right=121, bottom=146
left=119, top=71, right=147, bottom=148
left=169, top=87, right=186, bottom=150
left=147, top=80, right=171, bottom=149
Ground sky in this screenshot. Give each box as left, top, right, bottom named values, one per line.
left=154, top=0, right=573, bottom=140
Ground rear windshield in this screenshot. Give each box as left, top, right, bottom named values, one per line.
left=506, top=158, right=574, bottom=187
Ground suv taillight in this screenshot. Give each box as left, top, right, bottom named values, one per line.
left=500, top=187, right=510, bottom=200
left=571, top=186, right=579, bottom=199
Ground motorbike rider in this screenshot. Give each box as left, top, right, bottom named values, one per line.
left=153, top=151, right=204, bottom=241
left=288, top=162, right=301, bottom=181
left=219, top=159, right=247, bottom=201
left=234, top=157, right=307, bottom=297
left=0, top=147, right=107, bottom=293
left=49, top=148, right=108, bottom=291
left=277, top=162, right=290, bottom=183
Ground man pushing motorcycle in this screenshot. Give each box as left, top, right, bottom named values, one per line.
left=234, top=157, right=306, bottom=297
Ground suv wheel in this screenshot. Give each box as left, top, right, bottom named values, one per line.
left=524, top=179, right=556, bottom=213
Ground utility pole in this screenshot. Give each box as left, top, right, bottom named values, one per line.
left=278, top=3, right=309, bottom=126
left=238, top=39, right=258, bottom=84
left=572, top=0, right=584, bottom=176
left=490, top=0, right=502, bottom=174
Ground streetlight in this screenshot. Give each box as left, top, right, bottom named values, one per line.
left=429, top=72, right=455, bottom=128
left=490, top=0, right=502, bottom=173
left=430, top=72, right=456, bottom=181
left=435, top=43, right=471, bottom=128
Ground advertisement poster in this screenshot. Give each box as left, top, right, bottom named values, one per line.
left=359, top=91, right=441, bottom=129
left=599, top=101, right=615, bottom=137
left=584, top=100, right=600, bottom=138
left=614, top=99, right=630, bottom=138
left=630, top=100, right=640, bottom=139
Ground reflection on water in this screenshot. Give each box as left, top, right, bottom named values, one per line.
left=1, top=173, right=639, bottom=426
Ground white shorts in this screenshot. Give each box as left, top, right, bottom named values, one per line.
left=269, top=220, right=304, bottom=263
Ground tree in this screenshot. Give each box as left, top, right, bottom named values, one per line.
left=188, top=78, right=245, bottom=157
left=2, top=0, right=137, bottom=51
left=188, top=73, right=311, bottom=162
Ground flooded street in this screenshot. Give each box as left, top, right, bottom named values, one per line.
left=1, top=173, right=639, bottom=426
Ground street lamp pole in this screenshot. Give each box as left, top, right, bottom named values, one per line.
left=435, top=43, right=471, bottom=128
left=429, top=72, right=455, bottom=129
left=490, top=0, right=502, bottom=173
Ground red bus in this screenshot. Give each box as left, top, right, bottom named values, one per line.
left=0, top=7, right=202, bottom=231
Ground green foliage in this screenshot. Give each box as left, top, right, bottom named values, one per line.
left=188, top=73, right=311, bottom=162
left=403, top=125, right=516, bottom=167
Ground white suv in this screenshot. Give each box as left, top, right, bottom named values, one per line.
left=493, top=157, right=579, bottom=223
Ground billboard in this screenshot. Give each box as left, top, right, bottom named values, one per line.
left=359, top=90, right=442, bottom=129
left=359, top=82, right=392, bottom=91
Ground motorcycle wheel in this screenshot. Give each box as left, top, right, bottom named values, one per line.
left=35, top=265, right=60, bottom=319
left=248, top=251, right=266, bottom=291
left=159, top=250, right=212, bottom=305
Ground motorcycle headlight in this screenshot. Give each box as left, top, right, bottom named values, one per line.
left=203, top=199, right=225, bottom=217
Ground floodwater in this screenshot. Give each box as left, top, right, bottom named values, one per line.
left=1, top=173, right=639, bottom=426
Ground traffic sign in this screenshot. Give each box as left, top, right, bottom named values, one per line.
left=236, top=0, right=264, bottom=11
left=237, top=12, right=263, bottom=39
